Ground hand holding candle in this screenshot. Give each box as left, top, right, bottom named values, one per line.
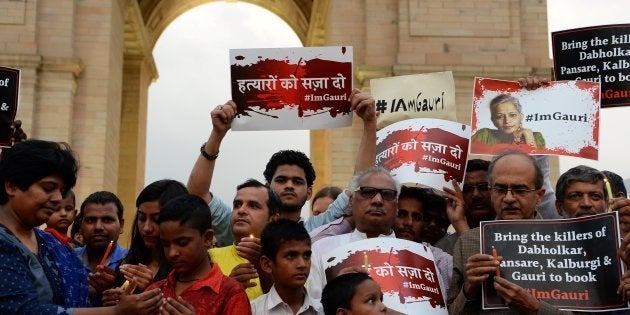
left=119, top=279, right=138, bottom=295
left=97, top=240, right=114, bottom=271
left=125, top=281, right=138, bottom=295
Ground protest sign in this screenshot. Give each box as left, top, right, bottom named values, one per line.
left=480, top=213, right=627, bottom=312
left=0, top=66, right=20, bottom=147
left=376, top=118, right=469, bottom=193
left=322, top=237, right=447, bottom=315
left=230, top=46, right=353, bottom=130
left=552, top=24, right=630, bottom=108
left=470, top=78, right=600, bottom=159
left=370, top=71, right=457, bottom=130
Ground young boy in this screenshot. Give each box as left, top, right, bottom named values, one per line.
left=321, top=273, right=387, bottom=315
left=146, top=194, right=251, bottom=315
left=44, top=190, right=78, bottom=246
left=251, top=219, right=322, bottom=314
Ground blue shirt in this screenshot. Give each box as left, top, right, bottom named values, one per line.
left=0, top=227, right=89, bottom=314
left=74, top=243, right=128, bottom=273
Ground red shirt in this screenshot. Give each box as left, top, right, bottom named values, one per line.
left=43, top=228, right=73, bottom=246
left=146, top=263, right=251, bottom=315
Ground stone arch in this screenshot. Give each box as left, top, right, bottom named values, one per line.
left=117, top=0, right=324, bottom=243
left=138, top=0, right=315, bottom=48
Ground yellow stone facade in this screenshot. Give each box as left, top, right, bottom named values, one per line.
left=0, top=0, right=556, bottom=243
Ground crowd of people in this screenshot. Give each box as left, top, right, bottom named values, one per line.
left=1, top=79, right=630, bottom=315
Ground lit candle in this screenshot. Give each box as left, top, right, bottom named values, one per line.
left=492, top=246, right=500, bottom=277
left=120, top=280, right=130, bottom=291
left=249, top=234, right=254, bottom=239
left=605, top=178, right=614, bottom=213
left=98, top=240, right=114, bottom=267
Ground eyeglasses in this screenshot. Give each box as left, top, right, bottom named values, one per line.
left=490, top=185, right=537, bottom=197
left=354, top=186, right=397, bottom=201
left=462, top=183, right=490, bottom=193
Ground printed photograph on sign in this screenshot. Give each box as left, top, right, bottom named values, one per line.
left=322, top=238, right=448, bottom=315
left=230, top=46, right=353, bottom=130
left=480, top=213, right=627, bottom=312
left=0, top=66, right=20, bottom=147
left=470, top=78, right=600, bottom=159
left=552, top=24, right=630, bottom=108
left=376, top=118, right=470, bottom=193
left=371, top=71, right=457, bottom=130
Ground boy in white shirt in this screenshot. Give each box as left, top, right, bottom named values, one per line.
left=252, top=219, right=322, bottom=315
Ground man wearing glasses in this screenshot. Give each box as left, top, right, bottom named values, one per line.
left=436, top=159, right=494, bottom=254
left=448, top=150, right=569, bottom=314
left=555, top=165, right=607, bottom=219
left=307, top=167, right=454, bottom=300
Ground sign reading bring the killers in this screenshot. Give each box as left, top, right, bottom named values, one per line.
left=0, top=66, right=19, bottom=147
left=230, top=46, right=353, bottom=130
left=480, top=213, right=627, bottom=312
left=322, top=238, right=447, bottom=315
left=552, top=24, right=630, bottom=107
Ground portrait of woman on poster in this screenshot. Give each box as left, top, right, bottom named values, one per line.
left=472, top=93, right=545, bottom=148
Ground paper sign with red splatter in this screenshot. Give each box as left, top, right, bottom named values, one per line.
left=471, top=78, right=600, bottom=159
left=376, top=118, right=470, bottom=193
left=322, top=237, right=448, bottom=315
left=371, top=71, right=457, bottom=130
left=230, top=46, right=353, bottom=130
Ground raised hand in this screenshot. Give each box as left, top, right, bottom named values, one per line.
left=517, top=77, right=549, bottom=90
left=349, top=88, right=376, bottom=124
left=211, top=101, right=237, bottom=136
left=443, top=179, right=469, bottom=234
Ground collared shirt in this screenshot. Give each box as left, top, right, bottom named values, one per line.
left=146, top=263, right=251, bottom=315
left=309, top=216, right=353, bottom=244
left=251, top=285, right=323, bottom=315
left=44, top=228, right=73, bottom=247
left=209, top=244, right=263, bottom=300
left=74, top=243, right=128, bottom=273
left=428, top=243, right=453, bottom=293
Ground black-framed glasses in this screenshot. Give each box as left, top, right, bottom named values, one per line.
left=462, top=183, right=490, bottom=193
left=490, top=185, right=537, bottom=197
left=354, top=186, right=397, bottom=201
